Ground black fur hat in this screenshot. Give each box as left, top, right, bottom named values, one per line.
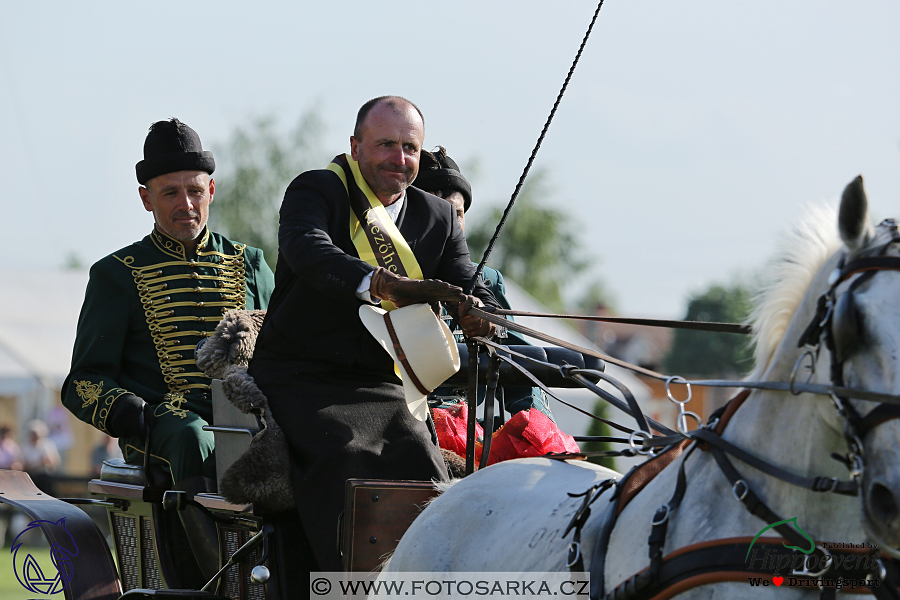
left=414, top=147, right=472, bottom=212
left=135, top=118, right=215, bottom=184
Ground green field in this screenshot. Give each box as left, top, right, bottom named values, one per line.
left=0, top=546, right=57, bottom=600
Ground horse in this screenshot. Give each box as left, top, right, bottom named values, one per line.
left=381, top=176, right=900, bottom=599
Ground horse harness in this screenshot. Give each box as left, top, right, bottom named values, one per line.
left=563, top=220, right=900, bottom=600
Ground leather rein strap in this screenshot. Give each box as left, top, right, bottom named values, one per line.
left=482, top=307, right=752, bottom=335
left=467, top=306, right=900, bottom=406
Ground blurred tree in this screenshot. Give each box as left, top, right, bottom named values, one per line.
left=662, top=282, right=754, bottom=377
left=210, top=109, right=324, bottom=269
left=575, top=279, right=618, bottom=315
left=63, top=252, right=84, bottom=270
left=465, top=169, right=589, bottom=312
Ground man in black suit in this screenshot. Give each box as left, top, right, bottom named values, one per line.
left=248, top=96, right=497, bottom=573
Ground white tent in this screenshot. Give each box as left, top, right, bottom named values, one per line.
left=0, top=268, right=89, bottom=423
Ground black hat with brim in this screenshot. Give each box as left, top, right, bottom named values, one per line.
left=414, top=148, right=472, bottom=212
left=136, top=118, right=215, bottom=185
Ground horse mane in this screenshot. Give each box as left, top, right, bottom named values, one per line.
left=746, top=203, right=842, bottom=380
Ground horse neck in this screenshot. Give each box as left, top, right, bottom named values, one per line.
left=712, top=250, right=856, bottom=533
left=722, top=388, right=844, bottom=481
left=726, top=250, right=846, bottom=472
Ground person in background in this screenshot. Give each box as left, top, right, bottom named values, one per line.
left=46, top=406, right=74, bottom=468
left=21, top=420, right=60, bottom=475
left=0, top=425, right=22, bottom=471
left=91, top=435, right=123, bottom=477
left=414, top=146, right=554, bottom=421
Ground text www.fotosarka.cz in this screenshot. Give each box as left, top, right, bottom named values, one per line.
left=311, top=572, right=590, bottom=599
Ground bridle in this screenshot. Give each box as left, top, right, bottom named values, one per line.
left=793, top=218, right=900, bottom=560
left=794, top=219, right=900, bottom=464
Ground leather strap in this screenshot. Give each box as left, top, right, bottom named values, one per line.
left=604, top=537, right=886, bottom=600
left=692, top=428, right=858, bottom=496
left=482, top=307, right=752, bottom=335
left=383, top=311, right=430, bottom=395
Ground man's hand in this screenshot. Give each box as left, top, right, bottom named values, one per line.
left=370, top=267, right=466, bottom=308
left=455, top=295, right=496, bottom=338
left=107, top=394, right=156, bottom=439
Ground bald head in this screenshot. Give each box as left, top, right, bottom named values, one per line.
left=354, top=96, right=424, bottom=140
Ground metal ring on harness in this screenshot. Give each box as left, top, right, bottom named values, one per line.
left=732, top=479, right=749, bottom=502
left=676, top=411, right=701, bottom=437
left=566, top=542, right=581, bottom=568
left=629, top=430, right=653, bottom=455
left=665, top=376, right=692, bottom=404
left=790, top=545, right=832, bottom=579
left=789, top=349, right=817, bottom=395
left=651, top=504, right=670, bottom=526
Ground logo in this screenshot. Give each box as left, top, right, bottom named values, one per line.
left=743, top=516, right=882, bottom=590
left=745, top=516, right=815, bottom=560
left=11, top=518, right=79, bottom=595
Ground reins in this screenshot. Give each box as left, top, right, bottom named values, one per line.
left=482, top=307, right=752, bottom=335
left=468, top=305, right=900, bottom=408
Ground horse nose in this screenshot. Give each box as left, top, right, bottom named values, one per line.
left=868, top=480, right=900, bottom=524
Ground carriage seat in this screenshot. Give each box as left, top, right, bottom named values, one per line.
left=195, top=310, right=295, bottom=512
left=99, top=457, right=172, bottom=489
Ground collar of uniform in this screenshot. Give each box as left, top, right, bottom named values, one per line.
left=151, top=226, right=211, bottom=260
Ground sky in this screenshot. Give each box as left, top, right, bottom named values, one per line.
left=2, top=1, right=899, bottom=318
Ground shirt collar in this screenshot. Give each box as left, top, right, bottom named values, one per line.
left=151, top=226, right=211, bottom=259
left=383, top=191, right=406, bottom=224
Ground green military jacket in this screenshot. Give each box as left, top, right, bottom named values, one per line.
left=62, top=227, right=274, bottom=434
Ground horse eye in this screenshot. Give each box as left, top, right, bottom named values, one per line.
left=831, top=291, right=862, bottom=362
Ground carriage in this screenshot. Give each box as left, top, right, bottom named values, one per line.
left=0, top=335, right=605, bottom=600
left=4, top=176, right=900, bottom=600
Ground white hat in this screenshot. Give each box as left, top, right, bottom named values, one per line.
left=359, top=303, right=461, bottom=421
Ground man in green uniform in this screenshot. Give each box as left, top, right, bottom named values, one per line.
left=414, top=147, right=553, bottom=420
left=61, top=118, right=275, bottom=579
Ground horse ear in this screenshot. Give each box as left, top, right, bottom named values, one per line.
left=838, top=175, right=871, bottom=251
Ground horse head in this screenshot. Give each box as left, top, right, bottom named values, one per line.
left=823, top=177, right=900, bottom=556
left=735, top=175, right=900, bottom=555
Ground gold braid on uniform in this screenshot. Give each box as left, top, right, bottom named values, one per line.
left=115, top=231, right=248, bottom=415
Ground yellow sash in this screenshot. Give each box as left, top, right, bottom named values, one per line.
left=327, top=154, right=423, bottom=310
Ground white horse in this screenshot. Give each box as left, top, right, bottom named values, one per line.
left=383, top=176, right=900, bottom=599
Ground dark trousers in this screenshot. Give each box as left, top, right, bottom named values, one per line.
left=248, top=358, right=448, bottom=572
